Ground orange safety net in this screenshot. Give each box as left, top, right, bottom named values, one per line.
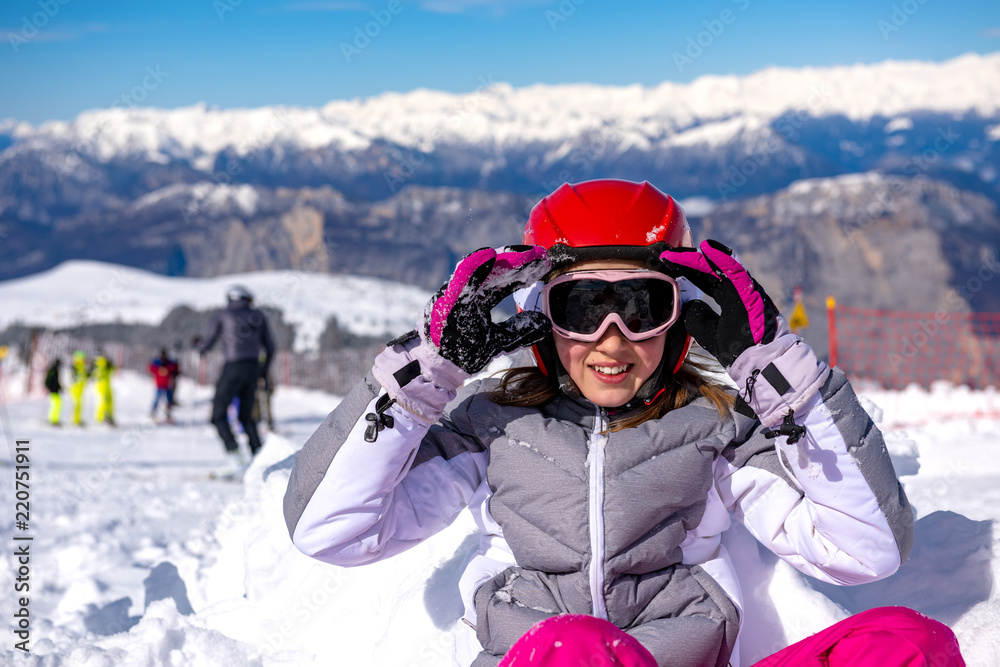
left=833, top=305, right=1000, bottom=390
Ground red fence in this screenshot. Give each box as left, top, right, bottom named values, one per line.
left=828, top=300, right=1000, bottom=390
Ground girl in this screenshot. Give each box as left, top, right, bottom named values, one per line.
left=283, top=180, right=962, bottom=666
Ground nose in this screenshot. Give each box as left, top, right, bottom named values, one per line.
left=595, top=323, right=629, bottom=351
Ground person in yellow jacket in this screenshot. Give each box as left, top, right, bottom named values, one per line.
left=70, top=351, right=89, bottom=426
left=92, top=352, right=116, bottom=427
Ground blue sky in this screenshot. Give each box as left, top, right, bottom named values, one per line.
left=1, top=0, right=998, bottom=124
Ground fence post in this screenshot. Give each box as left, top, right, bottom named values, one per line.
left=826, top=295, right=838, bottom=368
left=26, top=328, right=39, bottom=396
left=282, top=351, right=291, bottom=387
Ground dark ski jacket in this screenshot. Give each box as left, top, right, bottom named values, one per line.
left=45, top=363, right=61, bottom=393
left=197, top=299, right=275, bottom=374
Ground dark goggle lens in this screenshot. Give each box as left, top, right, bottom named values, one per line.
left=548, top=278, right=675, bottom=335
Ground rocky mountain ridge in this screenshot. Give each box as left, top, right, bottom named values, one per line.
left=2, top=55, right=999, bottom=340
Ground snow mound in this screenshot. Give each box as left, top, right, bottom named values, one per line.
left=193, top=433, right=477, bottom=664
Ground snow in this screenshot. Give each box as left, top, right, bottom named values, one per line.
left=0, top=260, right=431, bottom=352
left=884, top=117, right=914, bottom=133
left=677, top=196, right=717, bottom=218
left=666, top=115, right=763, bottom=149
left=3, top=53, right=999, bottom=167
left=0, top=364, right=469, bottom=666
left=0, top=362, right=997, bottom=665
left=0, top=270, right=998, bottom=665
left=129, top=183, right=260, bottom=217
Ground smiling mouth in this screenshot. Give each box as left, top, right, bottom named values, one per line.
left=590, top=363, right=632, bottom=376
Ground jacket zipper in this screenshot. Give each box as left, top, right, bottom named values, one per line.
left=588, top=405, right=609, bottom=620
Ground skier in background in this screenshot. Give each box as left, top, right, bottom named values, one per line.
left=69, top=350, right=89, bottom=426
left=283, top=180, right=963, bottom=666
left=92, top=351, right=116, bottom=427
left=149, top=348, right=180, bottom=423
left=197, top=285, right=275, bottom=473
left=44, top=357, right=62, bottom=426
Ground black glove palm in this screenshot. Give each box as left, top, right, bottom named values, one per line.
left=422, top=245, right=552, bottom=375
left=659, top=240, right=780, bottom=368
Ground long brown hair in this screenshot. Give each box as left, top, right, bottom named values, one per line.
left=488, top=352, right=734, bottom=432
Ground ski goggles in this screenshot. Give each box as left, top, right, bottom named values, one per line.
left=540, top=269, right=681, bottom=342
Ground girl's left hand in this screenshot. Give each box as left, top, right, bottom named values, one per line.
left=659, top=240, right=781, bottom=368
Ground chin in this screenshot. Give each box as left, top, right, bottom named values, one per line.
left=583, top=387, right=639, bottom=408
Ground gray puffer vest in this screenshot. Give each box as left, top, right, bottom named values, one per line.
left=284, top=356, right=911, bottom=667
left=436, top=382, right=760, bottom=666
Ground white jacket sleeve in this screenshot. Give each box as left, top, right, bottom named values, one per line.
left=283, top=369, right=488, bottom=567
left=717, top=363, right=914, bottom=585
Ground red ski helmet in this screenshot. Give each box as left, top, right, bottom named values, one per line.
left=524, top=179, right=688, bottom=251
left=520, top=179, right=693, bottom=403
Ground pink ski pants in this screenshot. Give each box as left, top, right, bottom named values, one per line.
left=497, top=607, right=964, bottom=667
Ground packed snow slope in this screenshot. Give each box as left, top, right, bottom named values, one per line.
left=0, top=358, right=998, bottom=665
left=0, top=260, right=431, bottom=352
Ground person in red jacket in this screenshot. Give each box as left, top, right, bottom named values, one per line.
left=149, top=348, right=180, bottom=423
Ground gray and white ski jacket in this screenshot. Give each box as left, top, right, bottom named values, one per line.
left=283, top=331, right=913, bottom=667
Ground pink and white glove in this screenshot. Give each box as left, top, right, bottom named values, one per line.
left=658, top=239, right=780, bottom=368
left=660, top=240, right=829, bottom=429
left=421, top=245, right=552, bottom=375
left=372, top=245, right=551, bottom=425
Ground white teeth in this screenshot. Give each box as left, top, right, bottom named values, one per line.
left=592, top=364, right=629, bottom=376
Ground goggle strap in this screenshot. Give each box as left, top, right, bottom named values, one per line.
left=547, top=243, right=673, bottom=272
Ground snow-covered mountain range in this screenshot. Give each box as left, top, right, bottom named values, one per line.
left=4, top=52, right=999, bottom=165
left=2, top=52, right=999, bottom=315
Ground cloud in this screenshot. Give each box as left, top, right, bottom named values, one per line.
left=275, top=0, right=559, bottom=15
left=417, top=0, right=551, bottom=13
left=1, top=22, right=110, bottom=44
left=281, top=1, right=369, bottom=10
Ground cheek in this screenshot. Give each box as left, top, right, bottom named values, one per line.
left=554, top=336, right=586, bottom=372
left=635, top=336, right=667, bottom=376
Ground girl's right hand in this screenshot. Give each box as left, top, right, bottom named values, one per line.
left=421, top=245, right=553, bottom=375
